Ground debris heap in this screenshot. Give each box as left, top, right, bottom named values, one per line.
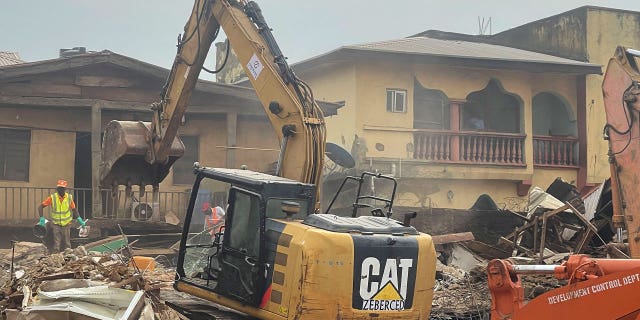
left=0, top=241, right=180, bottom=320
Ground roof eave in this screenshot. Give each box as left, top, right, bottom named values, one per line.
left=0, top=51, right=267, bottom=102
left=295, top=47, right=601, bottom=75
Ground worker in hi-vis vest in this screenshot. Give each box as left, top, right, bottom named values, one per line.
left=37, top=179, right=86, bottom=253
left=202, top=201, right=225, bottom=236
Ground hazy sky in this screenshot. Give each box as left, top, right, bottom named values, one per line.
left=2, top=0, right=640, bottom=73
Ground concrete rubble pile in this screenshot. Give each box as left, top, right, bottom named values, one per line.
left=0, top=241, right=181, bottom=320
left=430, top=260, right=564, bottom=320
left=430, top=262, right=490, bottom=320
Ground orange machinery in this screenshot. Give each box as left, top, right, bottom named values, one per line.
left=488, top=255, right=640, bottom=319
left=602, top=46, right=640, bottom=257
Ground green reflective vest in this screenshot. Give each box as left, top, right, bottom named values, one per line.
left=50, top=193, right=73, bottom=226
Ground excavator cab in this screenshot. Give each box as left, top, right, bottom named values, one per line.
left=176, top=164, right=316, bottom=307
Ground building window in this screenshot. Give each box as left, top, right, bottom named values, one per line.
left=173, top=136, right=199, bottom=185
left=413, top=79, right=450, bottom=129
left=0, top=128, right=30, bottom=181
left=462, top=79, right=521, bottom=133
left=386, top=89, right=407, bottom=113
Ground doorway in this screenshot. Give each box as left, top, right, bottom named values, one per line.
left=74, top=132, right=92, bottom=218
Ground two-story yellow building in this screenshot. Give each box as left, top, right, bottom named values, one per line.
left=294, top=36, right=601, bottom=210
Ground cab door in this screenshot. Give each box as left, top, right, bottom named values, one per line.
left=215, top=187, right=265, bottom=306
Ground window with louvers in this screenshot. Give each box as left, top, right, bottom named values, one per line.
left=173, top=136, right=199, bottom=185
left=0, top=129, right=31, bottom=181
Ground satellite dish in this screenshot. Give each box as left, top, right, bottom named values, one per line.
left=325, top=142, right=355, bottom=169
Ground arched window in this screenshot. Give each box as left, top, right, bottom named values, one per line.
left=462, top=79, right=521, bottom=133
left=413, top=79, right=450, bottom=130
left=532, top=93, right=576, bottom=136
left=532, top=92, right=578, bottom=166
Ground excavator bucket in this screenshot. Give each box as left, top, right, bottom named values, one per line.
left=100, top=120, right=184, bottom=189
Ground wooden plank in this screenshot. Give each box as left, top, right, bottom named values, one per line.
left=0, top=83, right=81, bottom=97
left=431, top=232, right=475, bottom=245
left=80, top=86, right=158, bottom=102
left=0, top=95, right=263, bottom=115
left=37, top=271, right=77, bottom=281
left=131, top=248, right=177, bottom=256
left=0, top=54, right=112, bottom=80
left=30, top=73, right=77, bottom=85
left=75, top=75, right=139, bottom=88
left=0, top=95, right=130, bottom=108
left=465, top=240, right=511, bottom=259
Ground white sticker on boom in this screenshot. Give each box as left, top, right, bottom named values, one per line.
left=184, top=66, right=190, bottom=79
left=247, top=54, right=264, bottom=80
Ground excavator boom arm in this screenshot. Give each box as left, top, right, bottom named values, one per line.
left=151, top=0, right=221, bottom=164
left=100, top=0, right=325, bottom=194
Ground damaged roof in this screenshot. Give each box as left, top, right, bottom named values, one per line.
left=294, top=36, right=601, bottom=75
left=0, top=51, right=24, bottom=66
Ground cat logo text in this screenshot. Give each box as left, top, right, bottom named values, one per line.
left=358, top=257, right=413, bottom=311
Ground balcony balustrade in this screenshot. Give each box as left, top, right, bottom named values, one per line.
left=533, top=135, right=578, bottom=167
left=413, top=130, right=526, bottom=165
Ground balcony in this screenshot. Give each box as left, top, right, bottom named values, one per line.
left=533, top=135, right=578, bottom=167
left=413, top=130, right=526, bottom=165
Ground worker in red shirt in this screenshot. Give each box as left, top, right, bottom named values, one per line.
left=202, top=202, right=225, bottom=236
left=37, top=179, right=86, bottom=253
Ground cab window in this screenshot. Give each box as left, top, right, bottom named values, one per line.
left=227, top=189, right=261, bottom=258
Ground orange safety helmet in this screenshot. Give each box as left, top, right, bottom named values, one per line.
left=56, top=179, right=68, bottom=188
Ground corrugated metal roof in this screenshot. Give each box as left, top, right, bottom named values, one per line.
left=346, top=37, right=599, bottom=68
left=583, top=180, right=606, bottom=222
left=0, top=51, right=24, bottom=66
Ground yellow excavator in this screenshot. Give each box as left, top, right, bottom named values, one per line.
left=100, top=0, right=436, bottom=319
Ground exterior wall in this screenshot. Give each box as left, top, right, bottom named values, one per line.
left=235, top=115, right=279, bottom=171
left=395, top=179, right=527, bottom=212
left=488, top=8, right=589, bottom=61
left=0, top=107, right=80, bottom=189
left=531, top=168, right=578, bottom=193
left=0, top=127, right=75, bottom=222
left=157, top=115, right=278, bottom=190
left=302, top=58, right=582, bottom=209
left=585, top=9, right=640, bottom=184
left=299, top=64, right=357, bottom=153
left=158, top=117, right=228, bottom=191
